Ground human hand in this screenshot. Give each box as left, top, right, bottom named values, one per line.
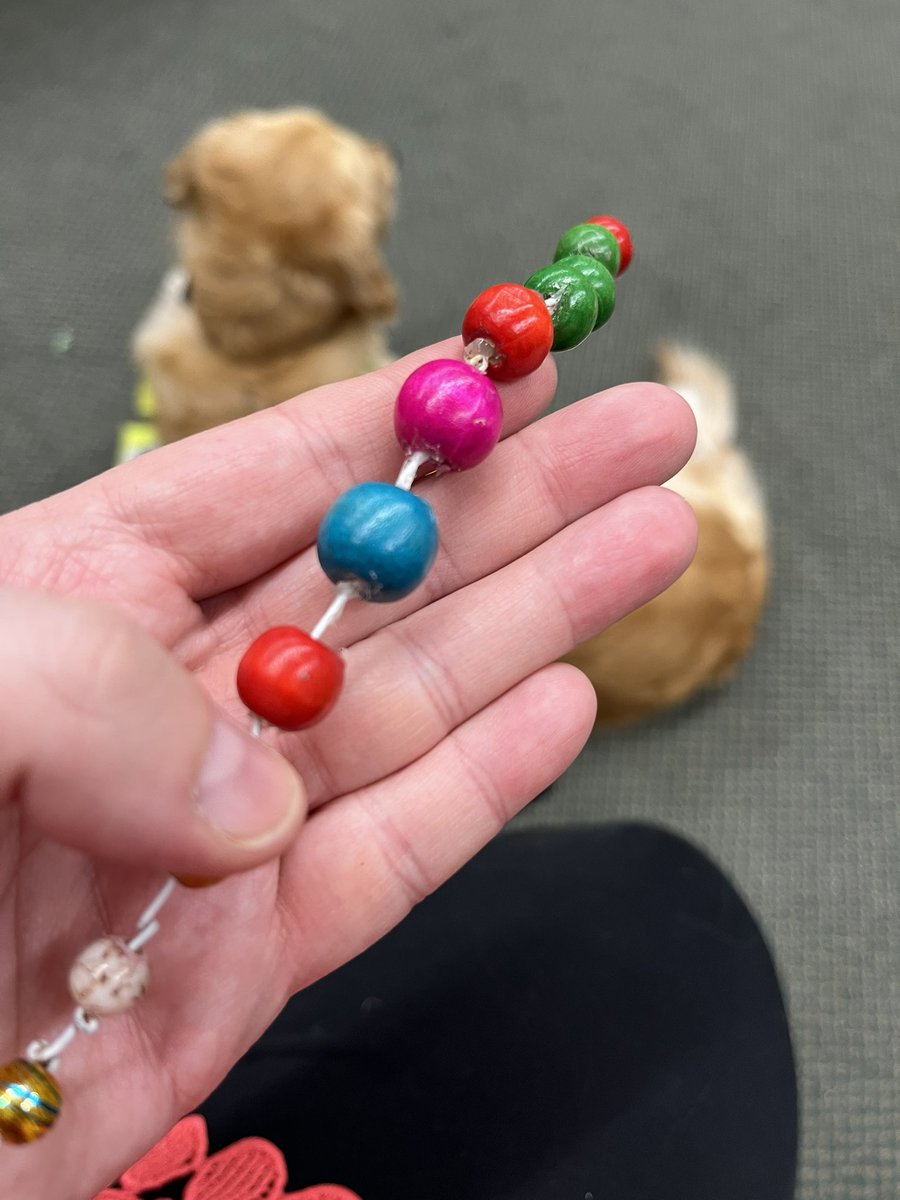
left=0, top=338, right=695, bottom=1195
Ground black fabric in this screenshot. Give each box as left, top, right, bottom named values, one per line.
left=200, top=825, right=797, bottom=1200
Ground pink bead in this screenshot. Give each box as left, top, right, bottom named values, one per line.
left=394, top=359, right=503, bottom=471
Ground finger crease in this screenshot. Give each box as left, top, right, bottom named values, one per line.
left=386, top=622, right=468, bottom=733
left=359, top=790, right=437, bottom=910
left=449, top=727, right=511, bottom=831
left=532, top=546, right=582, bottom=649
left=292, top=729, right=340, bottom=809
left=519, top=435, right=571, bottom=532
left=280, top=408, right=360, bottom=499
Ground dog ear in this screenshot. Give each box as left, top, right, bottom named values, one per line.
left=164, top=148, right=197, bottom=208
left=339, top=243, right=398, bottom=322
left=340, top=144, right=398, bottom=320
left=329, top=197, right=398, bottom=321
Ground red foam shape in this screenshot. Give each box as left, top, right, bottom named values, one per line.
left=185, top=1137, right=288, bottom=1200
left=288, top=1188, right=363, bottom=1200
left=121, top=1114, right=209, bottom=1191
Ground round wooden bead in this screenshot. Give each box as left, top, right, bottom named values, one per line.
left=461, top=284, right=554, bottom=381
left=523, top=263, right=598, bottom=351
left=586, top=214, right=633, bottom=274
left=69, top=936, right=149, bottom=1016
left=317, top=483, right=438, bottom=602
left=395, top=359, right=503, bottom=471
left=553, top=223, right=621, bottom=276
left=555, top=254, right=616, bottom=329
left=237, top=627, right=344, bottom=730
left=0, top=1060, right=61, bottom=1144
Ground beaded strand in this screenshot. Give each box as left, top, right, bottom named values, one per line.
left=0, top=215, right=632, bottom=1145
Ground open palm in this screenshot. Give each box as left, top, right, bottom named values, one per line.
left=0, top=338, right=695, bottom=1197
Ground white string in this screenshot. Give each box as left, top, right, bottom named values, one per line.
left=25, top=1003, right=108, bottom=1073
left=462, top=337, right=497, bottom=374
left=26, top=1024, right=77, bottom=1068
left=394, top=449, right=431, bottom=491
left=311, top=581, right=356, bottom=641
left=249, top=714, right=263, bottom=739
left=127, top=920, right=160, bottom=953
left=135, top=876, right=176, bottom=930
left=73, top=1008, right=99, bottom=1035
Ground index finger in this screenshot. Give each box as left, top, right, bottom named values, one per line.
left=98, top=338, right=558, bottom=598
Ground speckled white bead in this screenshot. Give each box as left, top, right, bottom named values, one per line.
left=68, top=937, right=149, bottom=1016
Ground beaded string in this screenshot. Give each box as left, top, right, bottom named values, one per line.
left=24, top=878, right=177, bottom=1073
left=0, top=214, right=632, bottom=1146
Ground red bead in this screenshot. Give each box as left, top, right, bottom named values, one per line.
left=461, top=284, right=554, bottom=381
left=237, top=627, right=344, bottom=731
left=586, top=215, right=633, bottom=274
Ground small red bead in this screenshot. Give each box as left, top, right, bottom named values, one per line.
left=461, top=284, right=554, bottom=381
left=586, top=215, right=633, bottom=274
left=237, top=627, right=344, bottom=731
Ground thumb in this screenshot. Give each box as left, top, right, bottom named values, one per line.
left=0, top=587, right=306, bottom=876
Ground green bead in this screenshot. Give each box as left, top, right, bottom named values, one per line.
left=523, top=262, right=598, bottom=351
left=555, top=255, right=616, bottom=330
left=554, top=223, right=621, bottom=276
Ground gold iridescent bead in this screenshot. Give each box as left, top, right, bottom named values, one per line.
left=0, top=1059, right=62, bottom=1144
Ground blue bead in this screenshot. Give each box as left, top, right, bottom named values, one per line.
left=317, top=482, right=439, bottom=603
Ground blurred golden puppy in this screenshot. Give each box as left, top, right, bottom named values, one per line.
left=566, top=344, right=768, bottom=726
left=133, top=109, right=398, bottom=443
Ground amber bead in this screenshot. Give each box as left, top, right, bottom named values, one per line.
left=0, top=1060, right=61, bottom=1144
left=176, top=874, right=222, bottom=889
left=523, top=263, right=598, bottom=351
left=553, top=223, right=621, bottom=277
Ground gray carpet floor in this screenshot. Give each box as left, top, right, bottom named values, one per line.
left=2, top=0, right=898, bottom=1195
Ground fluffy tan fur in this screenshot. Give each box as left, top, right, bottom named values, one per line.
left=566, top=344, right=769, bottom=726
left=133, top=108, right=398, bottom=442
